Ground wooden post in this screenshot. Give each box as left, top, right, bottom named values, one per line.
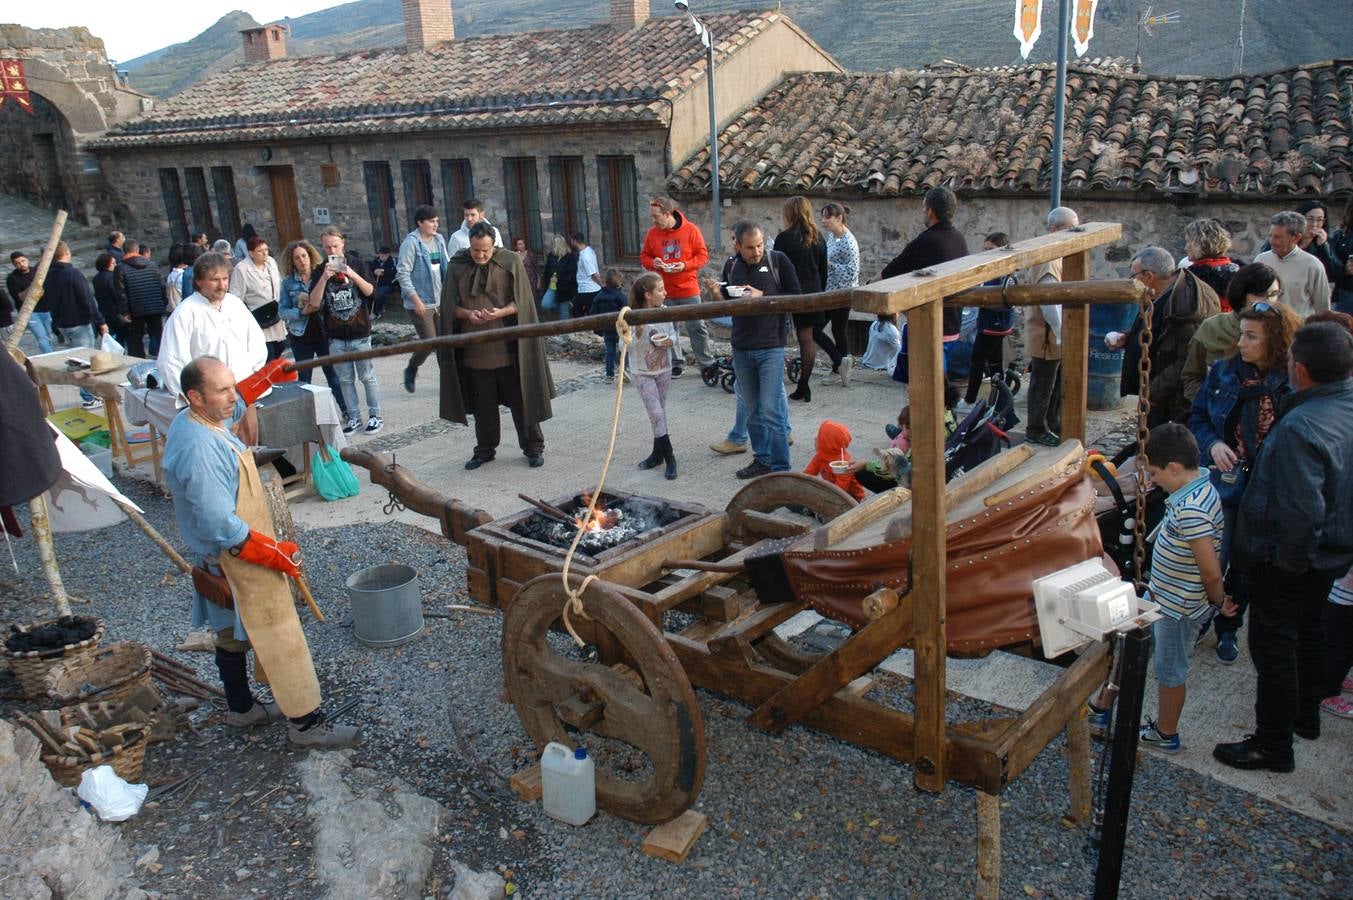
left=1065, top=706, right=1092, bottom=825
left=28, top=494, right=71, bottom=616
left=1059, top=250, right=1091, bottom=444
left=907, top=300, right=948, bottom=792
left=975, top=790, right=1001, bottom=899
left=5, top=211, right=68, bottom=353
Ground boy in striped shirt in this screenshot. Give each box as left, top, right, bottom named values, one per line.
left=1138, top=423, right=1231, bottom=752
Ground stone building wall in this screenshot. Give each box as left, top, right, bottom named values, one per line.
left=96, top=124, right=670, bottom=267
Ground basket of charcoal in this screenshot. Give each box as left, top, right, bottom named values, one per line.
left=3, top=615, right=104, bottom=698
left=15, top=708, right=149, bottom=787
left=44, top=641, right=153, bottom=709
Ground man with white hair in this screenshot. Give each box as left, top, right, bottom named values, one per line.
left=1111, top=246, right=1220, bottom=425
left=1020, top=206, right=1079, bottom=446
left=1254, top=211, right=1331, bottom=317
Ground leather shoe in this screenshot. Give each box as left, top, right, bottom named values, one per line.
left=1294, top=717, right=1320, bottom=741
left=465, top=456, right=491, bottom=470
left=1212, top=736, right=1294, bottom=772
left=735, top=460, right=772, bottom=480
left=527, top=455, right=544, bottom=468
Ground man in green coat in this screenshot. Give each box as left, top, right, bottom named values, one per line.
left=438, top=222, right=555, bottom=468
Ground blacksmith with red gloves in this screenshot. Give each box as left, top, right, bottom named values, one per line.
left=162, top=355, right=359, bottom=749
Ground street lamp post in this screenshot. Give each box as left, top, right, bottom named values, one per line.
left=678, top=1, right=722, bottom=245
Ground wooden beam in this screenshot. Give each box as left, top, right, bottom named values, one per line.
left=954, top=278, right=1147, bottom=308
left=976, top=791, right=1001, bottom=899
left=1059, top=250, right=1091, bottom=444
left=851, top=222, right=1122, bottom=314
left=813, top=486, right=911, bottom=550
left=907, top=300, right=949, bottom=792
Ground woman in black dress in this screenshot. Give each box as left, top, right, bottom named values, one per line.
left=775, top=196, right=828, bottom=402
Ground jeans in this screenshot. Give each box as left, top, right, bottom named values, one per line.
left=665, top=294, right=715, bottom=369
left=65, top=323, right=98, bottom=403
left=407, top=307, right=440, bottom=372
left=603, top=334, right=619, bottom=377
left=541, top=290, right=571, bottom=319
left=727, top=376, right=791, bottom=448
left=1246, top=565, right=1338, bottom=752
left=289, top=336, right=349, bottom=419
left=27, top=310, right=55, bottom=354
left=1026, top=356, right=1062, bottom=438
left=126, top=315, right=163, bottom=359
left=732, top=347, right=790, bottom=471
left=329, top=337, right=380, bottom=420
left=1334, top=289, right=1353, bottom=316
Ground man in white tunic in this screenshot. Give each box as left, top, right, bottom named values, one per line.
left=157, top=252, right=267, bottom=402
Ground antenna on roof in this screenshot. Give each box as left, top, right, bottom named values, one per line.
left=1133, top=5, right=1181, bottom=72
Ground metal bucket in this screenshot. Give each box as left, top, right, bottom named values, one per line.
left=345, top=564, right=423, bottom=647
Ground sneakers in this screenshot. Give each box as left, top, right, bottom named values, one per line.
left=364, top=416, right=383, bottom=434
left=81, top=397, right=104, bottom=410
left=527, top=454, right=544, bottom=468
left=1139, top=718, right=1181, bottom=753
left=820, top=372, right=842, bottom=386
left=839, top=356, right=853, bottom=387
left=885, top=423, right=902, bottom=441
left=288, top=717, right=360, bottom=750
left=1320, top=695, right=1353, bottom=719
left=710, top=439, right=749, bottom=455
left=403, top=365, right=417, bottom=393
left=1028, top=431, right=1061, bottom=447
left=605, top=374, right=615, bottom=384
left=1086, top=703, right=1111, bottom=733
left=342, top=417, right=360, bottom=435
left=671, top=365, right=684, bottom=378
left=465, top=456, right=491, bottom=470
left=735, top=460, right=772, bottom=480
left=226, top=699, right=283, bottom=731
left=1216, top=631, right=1238, bottom=665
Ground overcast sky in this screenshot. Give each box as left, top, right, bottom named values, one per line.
left=18, top=2, right=341, bottom=64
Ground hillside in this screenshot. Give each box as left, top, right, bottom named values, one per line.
left=122, top=0, right=1353, bottom=97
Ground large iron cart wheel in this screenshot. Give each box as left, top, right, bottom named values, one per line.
left=724, top=472, right=858, bottom=544
left=502, top=574, right=706, bottom=824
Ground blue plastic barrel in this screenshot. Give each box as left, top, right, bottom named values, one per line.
left=1088, top=303, right=1138, bottom=410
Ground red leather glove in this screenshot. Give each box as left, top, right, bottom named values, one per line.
left=231, top=530, right=301, bottom=577
left=236, top=358, right=298, bottom=406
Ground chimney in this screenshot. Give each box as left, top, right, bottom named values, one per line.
left=241, top=24, right=288, bottom=62
left=403, top=0, right=456, bottom=51
left=611, top=0, right=650, bottom=30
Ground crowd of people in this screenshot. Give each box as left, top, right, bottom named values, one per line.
left=4, top=190, right=1351, bottom=763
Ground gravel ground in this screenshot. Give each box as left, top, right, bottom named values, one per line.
left=3, top=477, right=1349, bottom=898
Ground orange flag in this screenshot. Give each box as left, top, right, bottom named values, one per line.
left=1, top=59, right=34, bottom=115
left=1014, top=0, right=1044, bottom=59
left=1072, top=0, right=1100, bottom=57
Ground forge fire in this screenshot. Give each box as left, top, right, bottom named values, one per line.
left=510, top=493, right=687, bottom=556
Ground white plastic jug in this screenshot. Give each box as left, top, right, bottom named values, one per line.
left=540, top=741, right=596, bottom=826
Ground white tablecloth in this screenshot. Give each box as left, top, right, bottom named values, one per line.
left=121, top=384, right=348, bottom=452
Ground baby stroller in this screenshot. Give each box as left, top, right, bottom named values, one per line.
left=1088, top=442, right=1167, bottom=584
left=945, top=374, right=1019, bottom=480
left=703, top=355, right=803, bottom=394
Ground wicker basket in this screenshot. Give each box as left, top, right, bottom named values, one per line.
left=3, top=617, right=104, bottom=699
left=44, top=641, right=152, bottom=708
left=40, top=728, right=149, bottom=788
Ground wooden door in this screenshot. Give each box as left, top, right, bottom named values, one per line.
left=266, top=166, right=303, bottom=247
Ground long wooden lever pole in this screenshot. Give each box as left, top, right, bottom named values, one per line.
left=286, top=280, right=1148, bottom=374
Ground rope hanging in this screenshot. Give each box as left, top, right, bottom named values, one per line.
left=558, top=306, right=635, bottom=646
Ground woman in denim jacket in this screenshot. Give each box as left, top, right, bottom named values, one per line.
left=280, top=239, right=349, bottom=420
left=1189, top=301, right=1301, bottom=660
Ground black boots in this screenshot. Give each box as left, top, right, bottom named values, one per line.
left=640, top=435, right=677, bottom=479
left=789, top=378, right=812, bottom=402
left=638, top=437, right=663, bottom=470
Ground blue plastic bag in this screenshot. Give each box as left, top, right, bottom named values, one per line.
left=311, top=444, right=359, bottom=501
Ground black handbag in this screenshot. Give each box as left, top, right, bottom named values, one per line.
left=250, top=300, right=281, bottom=328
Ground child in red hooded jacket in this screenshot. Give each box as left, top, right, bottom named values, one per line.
left=804, top=419, right=865, bottom=500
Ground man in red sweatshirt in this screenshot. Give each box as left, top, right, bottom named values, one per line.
left=641, top=197, right=715, bottom=378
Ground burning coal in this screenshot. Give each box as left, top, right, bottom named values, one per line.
left=510, top=493, right=687, bottom=556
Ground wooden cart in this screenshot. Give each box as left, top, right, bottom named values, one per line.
left=344, top=222, right=1144, bottom=892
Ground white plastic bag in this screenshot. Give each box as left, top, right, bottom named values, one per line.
left=77, top=764, right=148, bottom=821
left=99, top=333, right=126, bottom=356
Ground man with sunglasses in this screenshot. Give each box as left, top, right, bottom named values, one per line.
left=1215, top=322, right=1353, bottom=772
left=1255, top=211, right=1331, bottom=318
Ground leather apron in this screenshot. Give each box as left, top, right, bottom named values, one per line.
left=215, top=438, right=321, bottom=717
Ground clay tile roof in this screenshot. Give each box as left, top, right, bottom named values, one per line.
left=91, top=11, right=779, bottom=148
left=669, top=59, right=1353, bottom=200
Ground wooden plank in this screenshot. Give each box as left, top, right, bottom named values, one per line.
left=1065, top=709, right=1092, bottom=825
left=1059, top=249, right=1091, bottom=444
left=652, top=543, right=760, bottom=610
left=976, top=791, right=1001, bottom=900
left=955, top=279, right=1147, bottom=308
left=907, top=300, right=949, bottom=792
left=993, top=640, right=1111, bottom=784
left=814, top=487, right=911, bottom=550
left=666, top=633, right=1003, bottom=791
left=596, top=515, right=727, bottom=590
left=642, top=809, right=709, bottom=863
left=509, top=765, right=543, bottom=802
left=851, top=223, right=1122, bottom=314
left=706, top=601, right=805, bottom=654
left=982, top=442, right=1083, bottom=508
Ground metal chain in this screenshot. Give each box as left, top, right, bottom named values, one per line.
left=1132, top=290, right=1154, bottom=589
